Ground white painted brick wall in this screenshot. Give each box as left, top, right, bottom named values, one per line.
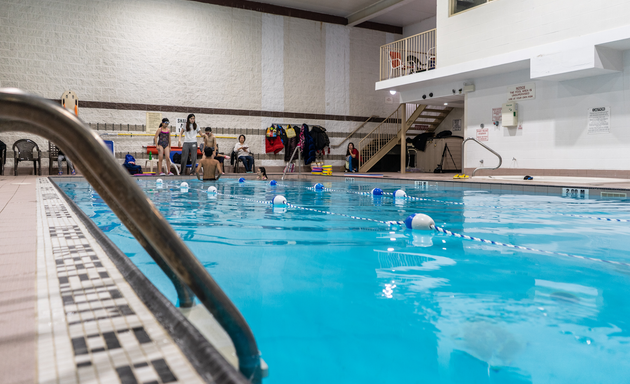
left=438, top=0, right=630, bottom=68
left=0, top=0, right=398, bottom=170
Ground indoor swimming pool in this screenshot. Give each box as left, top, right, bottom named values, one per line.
left=58, top=178, right=630, bottom=384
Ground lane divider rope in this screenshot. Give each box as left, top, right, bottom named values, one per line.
left=432, top=225, right=630, bottom=267
left=186, top=183, right=630, bottom=267
left=304, top=186, right=630, bottom=223
left=216, top=190, right=404, bottom=228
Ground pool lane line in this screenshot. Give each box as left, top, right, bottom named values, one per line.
left=304, top=186, right=630, bottom=224
left=214, top=190, right=405, bottom=229
left=189, top=184, right=628, bottom=266
left=432, top=225, right=630, bottom=267
left=285, top=204, right=405, bottom=228
left=556, top=213, right=630, bottom=222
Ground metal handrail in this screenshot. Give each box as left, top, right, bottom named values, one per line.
left=462, top=137, right=503, bottom=176
left=281, top=146, right=302, bottom=180
left=358, top=105, right=401, bottom=171
left=331, top=115, right=377, bottom=149
left=0, top=89, right=261, bottom=383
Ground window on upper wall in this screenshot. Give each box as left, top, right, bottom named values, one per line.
left=450, top=0, right=494, bottom=15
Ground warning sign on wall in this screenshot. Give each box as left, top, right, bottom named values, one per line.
left=452, top=119, right=462, bottom=132
left=492, top=108, right=502, bottom=124
left=587, top=106, right=610, bottom=135
left=507, top=83, right=536, bottom=101
left=476, top=127, right=489, bottom=141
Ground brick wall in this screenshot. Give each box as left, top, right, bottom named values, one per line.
left=0, top=0, right=398, bottom=173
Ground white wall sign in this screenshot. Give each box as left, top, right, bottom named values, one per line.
left=452, top=119, right=462, bottom=132
left=507, top=83, right=535, bottom=101
left=476, top=127, right=489, bottom=141
left=146, top=112, right=162, bottom=132
left=587, top=107, right=610, bottom=135
left=176, top=118, right=186, bottom=133
left=492, top=108, right=502, bottom=124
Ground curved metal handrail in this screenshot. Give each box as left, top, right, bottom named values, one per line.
left=462, top=137, right=503, bottom=176
left=0, top=89, right=261, bottom=383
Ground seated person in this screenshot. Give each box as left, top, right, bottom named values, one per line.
left=196, top=147, right=221, bottom=181
left=346, top=142, right=358, bottom=172
left=233, top=134, right=254, bottom=173
left=58, top=148, right=76, bottom=175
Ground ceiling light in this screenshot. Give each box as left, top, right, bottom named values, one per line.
left=389, top=90, right=396, bottom=95
left=444, top=103, right=448, bottom=105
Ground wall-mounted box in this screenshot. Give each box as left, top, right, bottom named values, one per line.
left=502, top=102, right=518, bottom=127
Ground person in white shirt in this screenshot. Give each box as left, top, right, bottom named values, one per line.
left=233, top=134, right=254, bottom=172
left=177, top=113, right=200, bottom=175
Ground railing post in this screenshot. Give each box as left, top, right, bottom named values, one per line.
left=400, top=104, right=407, bottom=174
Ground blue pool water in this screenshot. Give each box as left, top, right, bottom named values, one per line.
left=59, top=178, right=630, bottom=384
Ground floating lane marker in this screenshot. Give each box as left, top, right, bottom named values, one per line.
left=432, top=226, right=630, bottom=267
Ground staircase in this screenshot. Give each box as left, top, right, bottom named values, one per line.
left=358, top=104, right=454, bottom=172
left=405, top=104, right=454, bottom=139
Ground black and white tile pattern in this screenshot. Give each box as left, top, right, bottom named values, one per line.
left=36, top=178, right=203, bottom=384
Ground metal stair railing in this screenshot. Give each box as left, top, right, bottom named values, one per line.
left=331, top=115, right=377, bottom=149
left=357, top=105, right=402, bottom=172
left=0, top=88, right=261, bottom=384
left=462, top=137, right=503, bottom=176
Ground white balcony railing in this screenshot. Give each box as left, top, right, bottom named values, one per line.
left=380, top=29, right=436, bottom=81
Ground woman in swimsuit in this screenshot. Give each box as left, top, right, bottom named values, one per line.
left=153, top=118, right=174, bottom=175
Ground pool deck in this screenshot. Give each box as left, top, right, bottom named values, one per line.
left=2, top=171, right=630, bottom=383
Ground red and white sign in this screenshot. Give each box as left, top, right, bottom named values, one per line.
left=507, top=83, right=536, bottom=101
left=492, top=108, right=502, bottom=123
left=476, top=128, right=489, bottom=141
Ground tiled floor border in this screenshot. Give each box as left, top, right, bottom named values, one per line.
left=37, top=178, right=245, bottom=384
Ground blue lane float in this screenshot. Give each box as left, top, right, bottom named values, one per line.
left=238, top=177, right=246, bottom=183
left=404, top=213, right=435, bottom=231
left=269, top=180, right=277, bottom=186
left=314, top=183, right=324, bottom=190
left=371, top=188, right=383, bottom=196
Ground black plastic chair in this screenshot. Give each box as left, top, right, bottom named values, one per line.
left=230, top=151, right=256, bottom=173
left=0, top=139, right=6, bottom=175
left=13, top=139, right=41, bottom=175
left=48, top=141, right=71, bottom=175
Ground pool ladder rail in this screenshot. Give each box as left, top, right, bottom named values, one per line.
left=282, top=146, right=302, bottom=180
left=462, top=137, right=503, bottom=177
left=0, top=88, right=263, bottom=384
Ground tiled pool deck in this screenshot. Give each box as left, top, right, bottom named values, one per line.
left=1, top=172, right=630, bottom=384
